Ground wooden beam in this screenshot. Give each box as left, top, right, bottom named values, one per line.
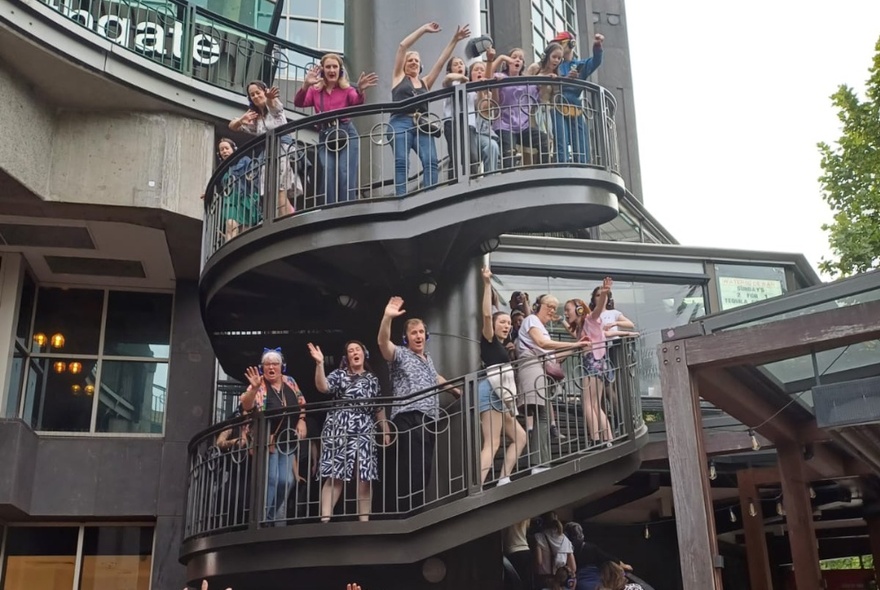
left=659, top=342, right=723, bottom=589
left=737, top=469, right=774, bottom=590
left=640, top=430, right=774, bottom=463
left=778, top=442, right=822, bottom=590
left=866, top=514, right=880, bottom=583
left=685, top=299, right=880, bottom=369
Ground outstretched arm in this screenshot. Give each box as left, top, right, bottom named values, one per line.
left=481, top=267, right=495, bottom=341
left=378, top=297, right=406, bottom=361
left=394, top=22, right=441, bottom=84
left=425, top=24, right=471, bottom=89
left=308, top=343, right=329, bottom=393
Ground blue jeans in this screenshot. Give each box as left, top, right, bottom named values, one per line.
left=389, top=114, right=438, bottom=196
left=575, top=565, right=600, bottom=590
left=318, top=120, right=360, bottom=205
left=266, top=449, right=294, bottom=523
left=552, top=109, right=589, bottom=164
left=470, top=130, right=500, bottom=174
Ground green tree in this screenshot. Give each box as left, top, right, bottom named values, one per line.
left=817, top=37, right=880, bottom=277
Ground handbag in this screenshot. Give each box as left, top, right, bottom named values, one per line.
left=413, top=111, right=442, bottom=137
left=522, top=340, right=566, bottom=382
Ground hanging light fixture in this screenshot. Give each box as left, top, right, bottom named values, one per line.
left=708, top=460, right=717, bottom=481
left=776, top=500, right=786, bottom=517
left=71, top=384, right=82, bottom=396
left=84, top=384, right=95, bottom=396
left=50, top=333, right=65, bottom=349
left=749, top=429, right=761, bottom=451
left=33, top=333, right=48, bottom=348
left=729, top=507, right=737, bottom=523
left=643, top=524, right=650, bottom=539
left=809, top=486, right=816, bottom=499
left=748, top=499, right=757, bottom=517
left=53, top=361, right=67, bottom=374
left=68, top=361, right=83, bottom=375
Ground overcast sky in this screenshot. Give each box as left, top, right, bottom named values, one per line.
left=625, top=2, right=880, bottom=278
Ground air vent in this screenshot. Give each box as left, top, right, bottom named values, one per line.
left=0, top=224, right=95, bottom=249
left=44, top=256, right=146, bottom=278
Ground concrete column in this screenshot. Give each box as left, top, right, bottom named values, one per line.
left=0, top=253, right=24, bottom=417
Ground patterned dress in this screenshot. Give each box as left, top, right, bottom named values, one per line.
left=319, top=369, right=381, bottom=481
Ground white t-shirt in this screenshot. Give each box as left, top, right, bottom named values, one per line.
left=517, top=314, right=550, bottom=356
left=600, top=309, right=624, bottom=338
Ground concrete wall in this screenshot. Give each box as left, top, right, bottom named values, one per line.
left=0, top=61, right=214, bottom=221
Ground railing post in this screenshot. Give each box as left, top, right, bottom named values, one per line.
left=249, top=411, right=267, bottom=529
left=181, top=4, right=195, bottom=77
left=462, top=374, right=480, bottom=495
left=262, top=132, right=277, bottom=223
left=594, top=86, right=609, bottom=170
left=454, top=84, right=470, bottom=184
left=619, top=338, right=637, bottom=441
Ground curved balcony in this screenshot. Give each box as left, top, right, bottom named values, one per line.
left=180, top=338, right=647, bottom=585
left=201, top=77, right=625, bottom=365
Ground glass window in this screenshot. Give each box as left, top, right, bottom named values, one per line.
left=103, top=292, right=172, bottom=358
left=79, top=526, right=153, bottom=590
left=3, top=527, right=78, bottom=590
left=24, top=358, right=98, bottom=432
left=322, top=0, right=344, bottom=21
left=32, top=288, right=103, bottom=355
left=6, top=351, right=25, bottom=418
left=95, top=361, right=168, bottom=434
left=15, top=273, right=35, bottom=347
left=715, top=264, right=788, bottom=311
left=290, top=19, right=318, bottom=47
left=319, top=22, right=344, bottom=51
left=288, top=0, right=319, bottom=18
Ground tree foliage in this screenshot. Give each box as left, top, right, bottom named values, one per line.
left=817, top=37, right=880, bottom=277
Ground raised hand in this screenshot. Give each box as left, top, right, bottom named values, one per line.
left=453, top=24, right=471, bottom=42
left=244, top=366, right=262, bottom=389
left=486, top=46, right=497, bottom=61
left=384, top=296, right=406, bottom=319
left=594, top=33, right=605, bottom=43
left=305, top=65, right=322, bottom=86
left=240, top=110, right=259, bottom=125
left=423, top=22, right=441, bottom=33
left=357, top=71, right=379, bottom=92
left=346, top=584, right=363, bottom=590
left=307, top=342, right=324, bottom=365
left=599, top=276, right=613, bottom=294
left=265, top=86, right=280, bottom=101
left=481, top=266, right=492, bottom=283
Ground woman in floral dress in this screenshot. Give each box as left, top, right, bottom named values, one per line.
left=308, top=341, right=390, bottom=522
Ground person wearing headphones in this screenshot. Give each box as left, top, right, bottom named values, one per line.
left=378, top=296, right=460, bottom=512
left=563, top=277, right=614, bottom=446
left=548, top=31, right=604, bottom=164
left=295, top=54, right=378, bottom=205
left=210, top=137, right=258, bottom=242
left=241, top=348, right=307, bottom=524
left=389, top=22, right=471, bottom=196
left=308, top=341, right=390, bottom=522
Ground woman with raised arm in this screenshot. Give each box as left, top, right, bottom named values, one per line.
left=308, top=341, right=390, bottom=522
left=295, top=54, right=378, bottom=205
left=388, top=22, right=471, bottom=196
left=478, top=267, right=527, bottom=486
left=562, top=277, right=614, bottom=445
left=229, top=81, right=296, bottom=217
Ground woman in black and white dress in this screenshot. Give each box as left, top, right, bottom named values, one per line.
left=308, top=341, right=390, bottom=521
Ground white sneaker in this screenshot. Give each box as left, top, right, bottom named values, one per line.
left=497, top=476, right=512, bottom=486
left=530, top=466, right=550, bottom=475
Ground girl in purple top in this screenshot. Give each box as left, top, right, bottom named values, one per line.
left=295, top=54, right=378, bottom=204
left=563, top=277, right=614, bottom=445
left=486, top=48, right=551, bottom=169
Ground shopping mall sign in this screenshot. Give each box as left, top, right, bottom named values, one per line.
left=41, top=0, right=222, bottom=66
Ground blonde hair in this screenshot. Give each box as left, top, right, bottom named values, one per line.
left=317, top=53, right=351, bottom=90
left=404, top=50, right=421, bottom=75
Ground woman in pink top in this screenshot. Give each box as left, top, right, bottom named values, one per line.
left=295, top=54, right=378, bottom=204
left=563, top=277, right=614, bottom=445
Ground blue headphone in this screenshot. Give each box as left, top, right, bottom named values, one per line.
left=258, top=347, right=287, bottom=374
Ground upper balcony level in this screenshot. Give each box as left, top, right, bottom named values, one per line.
left=200, top=77, right=626, bottom=368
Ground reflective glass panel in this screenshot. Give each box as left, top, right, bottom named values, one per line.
left=95, top=361, right=168, bottom=434
left=79, top=526, right=154, bottom=590
left=319, top=22, right=344, bottom=51
left=2, top=527, right=78, bottom=590
left=24, top=357, right=97, bottom=432
left=32, top=288, right=103, bottom=355
left=6, top=350, right=24, bottom=418
left=290, top=19, right=318, bottom=47
left=103, top=291, right=173, bottom=358
left=322, top=0, right=344, bottom=21
left=15, top=273, right=35, bottom=347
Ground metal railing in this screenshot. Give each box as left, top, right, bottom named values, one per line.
left=183, top=336, right=642, bottom=539
left=37, top=0, right=322, bottom=109
left=202, top=76, right=620, bottom=260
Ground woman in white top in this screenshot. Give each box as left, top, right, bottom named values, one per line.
left=229, top=80, right=297, bottom=218
left=535, top=511, right=576, bottom=584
